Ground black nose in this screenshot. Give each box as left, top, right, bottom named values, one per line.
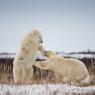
left=40, top=40, right=43, bottom=43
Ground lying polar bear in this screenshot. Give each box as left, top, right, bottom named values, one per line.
left=33, top=51, right=90, bottom=85
left=13, top=29, right=45, bottom=83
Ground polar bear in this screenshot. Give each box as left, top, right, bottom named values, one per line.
left=13, top=29, right=45, bottom=83
left=33, top=51, right=90, bottom=85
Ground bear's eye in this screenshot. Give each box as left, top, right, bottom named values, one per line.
left=39, top=36, right=41, bottom=39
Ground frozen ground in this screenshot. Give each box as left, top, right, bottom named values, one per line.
left=0, top=84, right=95, bottom=95
left=0, top=53, right=15, bottom=58
left=60, top=53, right=95, bottom=59
left=0, top=52, right=95, bottom=95
left=0, top=52, right=95, bottom=59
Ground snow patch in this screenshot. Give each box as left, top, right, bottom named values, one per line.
left=0, top=84, right=95, bottom=95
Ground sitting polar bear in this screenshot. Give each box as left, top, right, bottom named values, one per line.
left=33, top=51, right=90, bottom=85
left=13, top=29, right=45, bottom=83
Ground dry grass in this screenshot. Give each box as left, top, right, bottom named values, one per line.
left=0, top=58, right=57, bottom=85
left=0, top=56, right=95, bottom=86
left=0, top=56, right=95, bottom=95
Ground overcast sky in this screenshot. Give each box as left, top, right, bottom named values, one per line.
left=0, top=0, right=95, bottom=53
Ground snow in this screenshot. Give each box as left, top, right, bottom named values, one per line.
left=0, top=53, right=15, bottom=58
left=0, top=52, right=95, bottom=95
left=0, top=84, right=95, bottom=95
left=0, top=52, right=95, bottom=59
left=60, top=53, right=95, bottom=59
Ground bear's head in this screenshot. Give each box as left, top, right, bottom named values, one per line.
left=45, top=51, right=58, bottom=58
left=26, top=29, right=43, bottom=43
left=32, top=29, right=43, bottom=43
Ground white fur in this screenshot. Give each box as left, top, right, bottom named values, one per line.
left=33, top=51, right=90, bottom=85
left=13, top=30, right=45, bottom=83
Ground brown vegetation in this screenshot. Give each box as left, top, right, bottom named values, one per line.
left=0, top=53, right=95, bottom=85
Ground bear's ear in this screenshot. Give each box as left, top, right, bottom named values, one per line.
left=32, top=29, right=39, bottom=35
